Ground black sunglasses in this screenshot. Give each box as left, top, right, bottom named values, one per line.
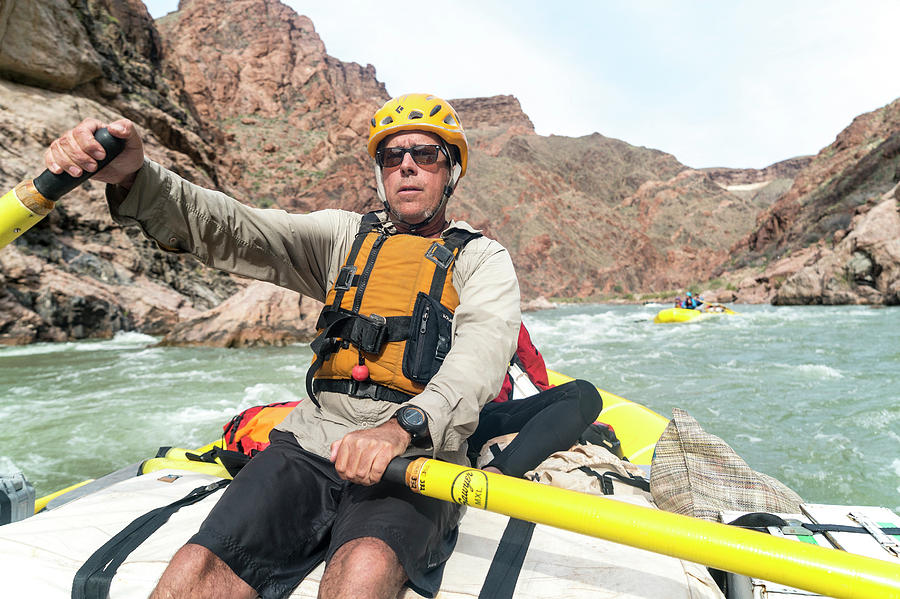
left=376, top=144, right=448, bottom=168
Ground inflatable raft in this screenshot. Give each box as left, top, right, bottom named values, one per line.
left=2, top=378, right=704, bottom=599
left=1, top=377, right=898, bottom=599
left=653, top=304, right=737, bottom=324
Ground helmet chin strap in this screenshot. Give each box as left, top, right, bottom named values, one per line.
left=374, top=148, right=462, bottom=232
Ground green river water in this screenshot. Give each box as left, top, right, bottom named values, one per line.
left=1, top=304, right=897, bottom=512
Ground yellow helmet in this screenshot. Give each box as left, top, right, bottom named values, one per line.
left=367, top=93, right=468, bottom=178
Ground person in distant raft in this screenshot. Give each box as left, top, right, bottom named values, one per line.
left=683, top=291, right=700, bottom=310
left=44, top=94, right=520, bottom=599
left=467, top=323, right=603, bottom=478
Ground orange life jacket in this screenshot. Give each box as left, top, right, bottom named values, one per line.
left=306, top=211, right=480, bottom=406
left=222, top=400, right=301, bottom=455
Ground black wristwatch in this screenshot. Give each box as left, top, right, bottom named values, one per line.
left=393, top=405, right=430, bottom=447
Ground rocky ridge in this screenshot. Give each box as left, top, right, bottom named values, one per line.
left=721, top=99, right=900, bottom=304
left=1, top=0, right=898, bottom=347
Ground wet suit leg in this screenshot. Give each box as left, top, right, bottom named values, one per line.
left=467, top=379, right=603, bottom=478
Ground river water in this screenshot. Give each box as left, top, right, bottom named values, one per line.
left=1, top=304, right=897, bottom=512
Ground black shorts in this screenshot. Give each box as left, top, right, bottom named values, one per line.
left=189, top=430, right=461, bottom=599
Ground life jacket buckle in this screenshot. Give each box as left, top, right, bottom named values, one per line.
left=351, top=313, right=387, bottom=353
left=334, top=265, right=358, bottom=291
left=425, top=242, right=454, bottom=269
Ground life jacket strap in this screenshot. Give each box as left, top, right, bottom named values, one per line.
left=312, top=378, right=413, bottom=404
left=427, top=230, right=481, bottom=299
left=330, top=211, right=383, bottom=310
left=305, top=311, right=413, bottom=406
left=314, top=309, right=412, bottom=352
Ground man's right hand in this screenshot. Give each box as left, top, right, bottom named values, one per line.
left=43, top=118, right=144, bottom=189
left=330, top=419, right=412, bottom=486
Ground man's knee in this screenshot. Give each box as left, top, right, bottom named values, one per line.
left=332, top=537, right=402, bottom=572
left=321, top=537, right=407, bottom=598
left=151, top=543, right=255, bottom=599
left=572, top=379, right=603, bottom=421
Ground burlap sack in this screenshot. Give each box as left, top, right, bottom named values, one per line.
left=650, top=408, right=803, bottom=520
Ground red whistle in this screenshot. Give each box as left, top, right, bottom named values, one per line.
left=351, top=364, right=369, bottom=381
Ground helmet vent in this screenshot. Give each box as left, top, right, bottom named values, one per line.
left=429, top=105, right=442, bottom=117
left=443, top=114, right=457, bottom=126
left=380, top=116, right=394, bottom=125
left=370, top=118, right=376, bottom=127
left=408, top=110, right=424, bottom=120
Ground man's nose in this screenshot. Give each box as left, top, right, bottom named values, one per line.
left=399, top=151, right=418, bottom=175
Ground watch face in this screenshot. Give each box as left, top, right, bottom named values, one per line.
left=402, top=407, right=425, bottom=427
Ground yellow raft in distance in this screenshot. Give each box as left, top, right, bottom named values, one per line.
left=654, top=304, right=738, bottom=323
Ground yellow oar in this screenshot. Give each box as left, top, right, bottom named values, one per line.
left=0, top=128, right=125, bottom=249
left=385, top=457, right=900, bottom=599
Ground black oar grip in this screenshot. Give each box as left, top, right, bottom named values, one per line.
left=384, top=457, right=412, bottom=486
left=32, top=128, right=127, bottom=201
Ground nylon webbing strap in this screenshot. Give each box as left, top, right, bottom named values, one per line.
left=71, top=479, right=229, bottom=599
left=330, top=211, right=381, bottom=310
left=185, top=446, right=252, bottom=477
left=576, top=466, right=650, bottom=495
left=312, top=379, right=413, bottom=404
left=314, top=311, right=411, bottom=346
left=305, top=310, right=410, bottom=407
left=478, top=517, right=536, bottom=599
left=308, top=212, right=384, bottom=407
left=305, top=337, right=338, bottom=408
left=427, top=230, right=481, bottom=299
left=727, top=512, right=900, bottom=536
left=351, top=234, right=386, bottom=313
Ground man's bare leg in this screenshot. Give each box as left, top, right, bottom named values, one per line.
left=319, top=537, right=407, bottom=599
left=150, top=543, right=257, bottom=599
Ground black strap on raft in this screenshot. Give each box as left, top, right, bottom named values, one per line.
left=184, top=446, right=252, bottom=478
left=576, top=465, right=650, bottom=495
left=477, top=518, right=536, bottom=599
left=727, top=512, right=900, bottom=536
left=305, top=211, right=480, bottom=406
left=71, top=479, right=229, bottom=599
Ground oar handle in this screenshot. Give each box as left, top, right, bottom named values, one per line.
left=384, top=457, right=412, bottom=485
left=32, top=128, right=127, bottom=201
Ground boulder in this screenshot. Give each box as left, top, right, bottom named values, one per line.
left=775, top=185, right=900, bottom=305
left=158, top=281, right=323, bottom=347
left=521, top=296, right=556, bottom=312
left=0, top=0, right=104, bottom=90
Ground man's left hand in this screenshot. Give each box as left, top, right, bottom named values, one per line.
left=330, top=419, right=411, bottom=485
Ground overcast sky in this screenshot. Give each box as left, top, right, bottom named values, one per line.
left=142, top=1, right=900, bottom=170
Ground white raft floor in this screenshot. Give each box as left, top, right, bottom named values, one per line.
left=0, top=470, right=723, bottom=598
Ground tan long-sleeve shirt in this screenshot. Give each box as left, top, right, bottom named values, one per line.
left=106, top=159, right=521, bottom=465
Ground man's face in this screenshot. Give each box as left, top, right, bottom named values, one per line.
left=380, top=131, right=451, bottom=225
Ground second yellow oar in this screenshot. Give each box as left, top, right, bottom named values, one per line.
left=0, top=128, right=125, bottom=249
left=384, top=457, right=900, bottom=599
